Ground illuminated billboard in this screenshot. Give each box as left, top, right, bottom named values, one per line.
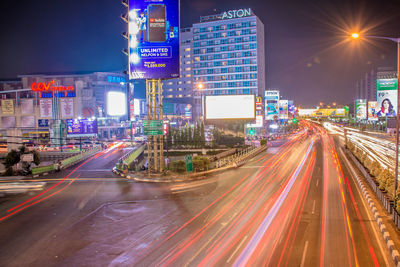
left=107, top=91, right=127, bottom=116
left=205, top=95, right=255, bottom=120
left=355, top=99, right=367, bottom=120
left=265, top=90, right=279, bottom=120
left=298, top=108, right=346, bottom=117
left=279, top=100, right=288, bottom=120
left=66, top=119, right=98, bottom=136
left=377, top=78, right=397, bottom=117
left=128, top=0, right=180, bottom=79
left=368, top=101, right=378, bottom=121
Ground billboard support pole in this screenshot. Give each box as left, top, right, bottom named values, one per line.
left=394, top=40, right=400, bottom=212
left=146, top=79, right=164, bottom=174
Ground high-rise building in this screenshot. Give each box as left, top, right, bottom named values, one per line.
left=162, top=28, right=194, bottom=121
left=191, top=8, right=265, bottom=118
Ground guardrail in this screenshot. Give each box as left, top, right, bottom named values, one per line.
left=345, top=148, right=400, bottom=229
left=31, top=146, right=101, bottom=176
left=214, top=145, right=266, bottom=169
left=116, top=144, right=146, bottom=172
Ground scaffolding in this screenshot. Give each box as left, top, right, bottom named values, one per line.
left=146, top=79, right=164, bottom=173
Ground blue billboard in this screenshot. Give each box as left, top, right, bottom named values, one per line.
left=66, top=119, right=97, bottom=136
left=128, top=0, right=180, bottom=79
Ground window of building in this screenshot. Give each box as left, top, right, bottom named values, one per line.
left=185, top=47, right=191, bottom=52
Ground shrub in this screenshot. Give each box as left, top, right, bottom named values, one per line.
left=260, top=139, right=267, bottom=146
left=193, top=156, right=210, bottom=172
left=169, top=160, right=186, bottom=173
left=377, top=168, right=392, bottom=191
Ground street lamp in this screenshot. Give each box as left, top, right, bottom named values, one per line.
left=352, top=32, right=400, bottom=208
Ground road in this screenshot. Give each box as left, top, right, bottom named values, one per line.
left=0, top=127, right=395, bottom=266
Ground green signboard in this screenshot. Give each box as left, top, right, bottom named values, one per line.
left=143, top=120, right=163, bottom=136
left=185, top=155, right=193, bottom=173
left=377, top=78, right=397, bottom=91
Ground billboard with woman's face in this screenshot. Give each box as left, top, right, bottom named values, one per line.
left=377, top=78, right=398, bottom=117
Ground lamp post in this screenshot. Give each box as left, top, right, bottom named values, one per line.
left=352, top=33, right=400, bottom=208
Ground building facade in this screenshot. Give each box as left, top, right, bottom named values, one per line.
left=0, top=72, right=128, bottom=140
left=192, top=8, right=265, bottom=118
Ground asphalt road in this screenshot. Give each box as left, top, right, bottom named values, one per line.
left=0, top=128, right=395, bottom=266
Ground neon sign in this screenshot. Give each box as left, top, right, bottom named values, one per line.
left=31, top=81, right=74, bottom=92
left=221, top=9, right=252, bottom=20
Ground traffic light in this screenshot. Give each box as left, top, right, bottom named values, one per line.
left=292, top=118, right=298, bottom=123
left=249, top=128, right=255, bottom=136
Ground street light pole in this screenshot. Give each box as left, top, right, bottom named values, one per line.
left=352, top=34, right=400, bottom=209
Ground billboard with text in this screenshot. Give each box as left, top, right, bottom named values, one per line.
left=265, top=90, right=279, bottom=120
left=377, top=78, right=397, bottom=117
left=128, top=0, right=180, bottom=79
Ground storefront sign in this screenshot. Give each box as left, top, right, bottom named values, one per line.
left=1, top=100, right=14, bottom=115
left=31, top=81, right=74, bottom=92
left=40, top=99, right=53, bottom=118
left=60, top=98, right=74, bottom=118
left=221, top=9, right=252, bottom=20
left=38, top=119, right=49, bottom=127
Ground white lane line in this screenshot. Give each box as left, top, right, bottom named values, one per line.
left=227, top=235, right=248, bottom=263
left=300, top=241, right=309, bottom=267
left=339, top=148, right=391, bottom=267
left=316, top=179, right=319, bottom=187
left=311, top=200, right=316, bottom=215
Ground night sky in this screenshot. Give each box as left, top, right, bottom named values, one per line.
left=0, top=0, right=399, bottom=106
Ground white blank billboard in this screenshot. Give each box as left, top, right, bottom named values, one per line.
left=205, top=95, right=255, bottom=120
left=107, top=91, right=127, bottom=116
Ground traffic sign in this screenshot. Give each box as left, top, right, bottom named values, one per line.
left=185, top=155, right=193, bottom=173
left=143, top=120, right=163, bottom=136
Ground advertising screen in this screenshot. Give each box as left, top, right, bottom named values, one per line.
left=279, top=100, right=288, bottom=120
left=66, top=119, right=98, bottom=136
left=205, top=95, right=255, bottom=120
left=355, top=99, right=367, bottom=120
left=128, top=0, right=180, bottom=79
left=107, top=91, right=127, bottom=116
left=377, top=78, right=398, bottom=117
left=265, top=90, right=279, bottom=120
left=368, top=101, right=378, bottom=121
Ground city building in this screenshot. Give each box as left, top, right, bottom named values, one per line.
left=192, top=8, right=265, bottom=118
left=162, top=27, right=194, bottom=122
left=0, top=72, right=129, bottom=140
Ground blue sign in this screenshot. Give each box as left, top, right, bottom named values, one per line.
left=128, top=0, right=180, bottom=79
left=38, top=119, right=49, bottom=127
left=66, top=119, right=97, bottom=136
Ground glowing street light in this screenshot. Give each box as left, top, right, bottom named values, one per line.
left=351, top=32, right=360, bottom=39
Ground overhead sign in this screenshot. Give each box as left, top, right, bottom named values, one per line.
left=143, top=120, right=163, bottom=135
left=221, top=9, right=252, bottom=20
left=128, top=0, right=180, bottom=79
left=377, top=78, right=397, bottom=117
left=66, top=119, right=98, bottom=136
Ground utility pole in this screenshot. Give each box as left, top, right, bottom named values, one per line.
left=146, top=79, right=164, bottom=173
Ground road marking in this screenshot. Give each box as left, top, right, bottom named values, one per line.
left=227, top=235, right=248, bottom=263
left=339, top=148, right=391, bottom=267
left=316, top=179, right=319, bottom=187
left=300, top=241, right=309, bottom=267
left=311, top=200, right=316, bottom=214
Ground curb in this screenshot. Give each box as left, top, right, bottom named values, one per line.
left=113, top=146, right=267, bottom=183
left=340, top=147, right=400, bottom=267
